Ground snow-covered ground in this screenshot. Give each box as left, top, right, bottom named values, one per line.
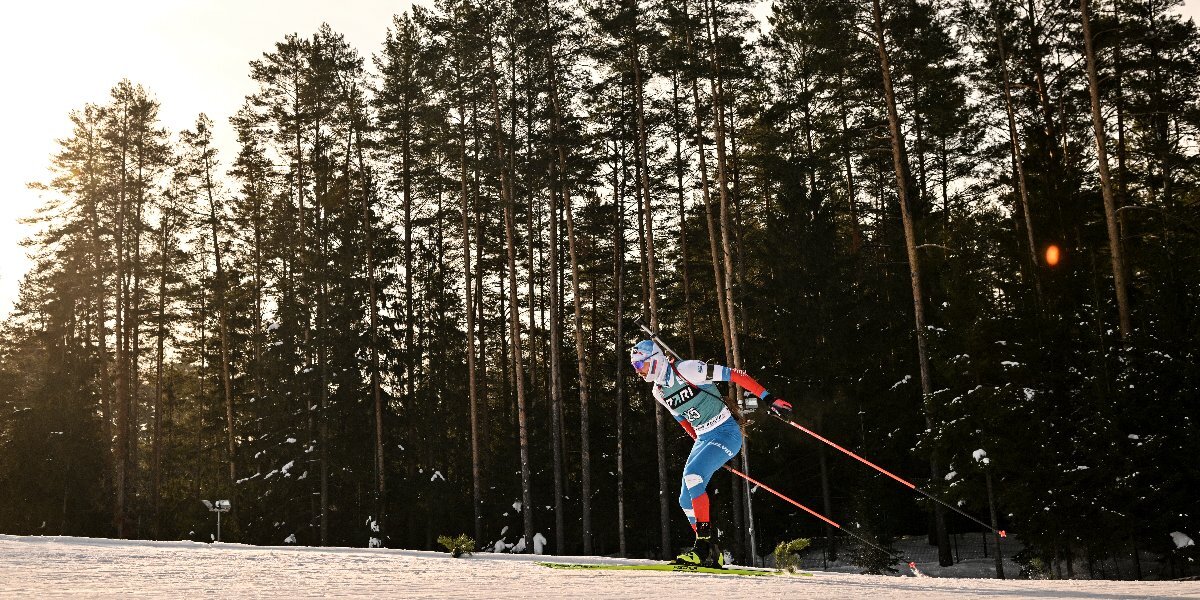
left=1, top=534, right=1196, bottom=599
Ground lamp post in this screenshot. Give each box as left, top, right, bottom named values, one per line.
left=202, top=499, right=231, bottom=542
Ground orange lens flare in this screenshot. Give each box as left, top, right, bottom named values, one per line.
left=1045, top=244, right=1061, bottom=266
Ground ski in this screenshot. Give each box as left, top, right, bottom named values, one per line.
left=536, top=561, right=808, bottom=577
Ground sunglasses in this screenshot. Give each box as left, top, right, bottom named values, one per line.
left=631, top=350, right=660, bottom=372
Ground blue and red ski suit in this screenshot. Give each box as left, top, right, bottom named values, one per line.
left=645, top=359, right=772, bottom=527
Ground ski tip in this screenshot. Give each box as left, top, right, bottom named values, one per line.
left=907, top=561, right=926, bottom=578
left=999, top=530, right=1007, bottom=538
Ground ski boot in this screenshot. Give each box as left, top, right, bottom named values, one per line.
left=674, top=522, right=725, bottom=568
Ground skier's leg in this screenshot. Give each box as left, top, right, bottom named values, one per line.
left=681, top=442, right=733, bottom=519
left=682, top=421, right=742, bottom=511
left=674, top=442, right=732, bottom=566
left=678, top=480, right=696, bottom=528
left=676, top=420, right=743, bottom=566
left=678, top=437, right=706, bottom=529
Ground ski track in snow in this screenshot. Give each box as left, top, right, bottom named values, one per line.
left=1, top=535, right=1197, bottom=599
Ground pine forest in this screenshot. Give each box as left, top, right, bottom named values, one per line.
left=1, top=0, right=1198, bottom=580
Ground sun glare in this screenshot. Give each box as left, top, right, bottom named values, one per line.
left=0, top=0, right=420, bottom=318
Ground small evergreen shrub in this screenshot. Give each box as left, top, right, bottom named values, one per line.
left=437, top=533, right=476, bottom=558
left=773, top=538, right=812, bottom=573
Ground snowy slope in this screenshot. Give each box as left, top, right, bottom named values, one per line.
left=1, top=534, right=1196, bottom=599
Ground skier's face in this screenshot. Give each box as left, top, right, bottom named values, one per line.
left=630, top=341, right=660, bottom=382
left=634, top=360, right=651, bottom=379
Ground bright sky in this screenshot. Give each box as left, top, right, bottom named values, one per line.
left=0, top=1, right=1197, bottom=319
left=0, top=0, right=421, bottom=319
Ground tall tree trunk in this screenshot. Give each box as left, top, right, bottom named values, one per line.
left=355, top=126, right=387, bottom=543
left=87, top=190, right=115, bottom=491
left=1026, top=0, right=1062, bottom=165
left=317, top=230, right=329, bottom=548
left=685, top=0, right=739, bottom=556
left=683, top=16, right=732, bottom=359
left=194, top=236, right=209, bottom=509
left=548, top=130, right=566, bottom=556
left=472, top=101, right=491, bottom=541
left=872, top=0, right=953, bottom=567
left=290, top=81, right=318, bottom=542
left=403, top=81, right=416, bottom=413
left=613, top=139, right=628, bottom=557
left=671, top=70, right=697, bottom=357
left=152, top=209, right=170, bottom=540
left=129, top=168, right=146, bottom=535
left=250, top=172, right=264, bottom=410
left=815, top=409, right=836, bottom=558
left=994, top=9, right=1044, bottom=303
left=631, top=30, right=672, bottom=557
left=1114, top=31, right=1128, bottom=243
left=985, top=467, right=1005, bottom=579
left=315, top=151, right=329, bottom=547
left=471, top=92, right=490, bottom=547
left=491, top=46, right=534, bottom=554
left=703, top=0, right=741, bottom=376
left=543, top=24, right=568, bottom=550
left=703, top=0, right=752, bottom=560
left=802, top=73, right=819, bottom=207
left=457, top=70, right=483, bottom=549
left=1080, top=0, right=1133, bottom=343
left=113, top=110, right=130, bottom=538
left=204, top=150, right=237, bottom=485
left=913, top=97, right=929, bottom=213
left=726, top=99, right=752, bottom=339
left=565, top=191, right=594, bottom=555
left=840, top=86, right=861, bottom=254
left=525, top=76, right=540, bottom=421
left=545, top=22, right=593, bottom=553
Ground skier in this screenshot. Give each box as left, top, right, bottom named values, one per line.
left=629, top=339, right=792, bottom=568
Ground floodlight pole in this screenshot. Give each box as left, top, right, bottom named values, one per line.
left=202, top=499, right=231, bottom=543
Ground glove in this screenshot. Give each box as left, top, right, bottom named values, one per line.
left=763, top=393, right=792, bottom=417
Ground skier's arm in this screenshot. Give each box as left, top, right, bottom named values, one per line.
left=727, top=369, right=767, bottom=399
left=677, top=360, right=792, bottom=416
left=728, top=368, right=794, bottom=416
left=677, top=360, right=769, bottom=399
